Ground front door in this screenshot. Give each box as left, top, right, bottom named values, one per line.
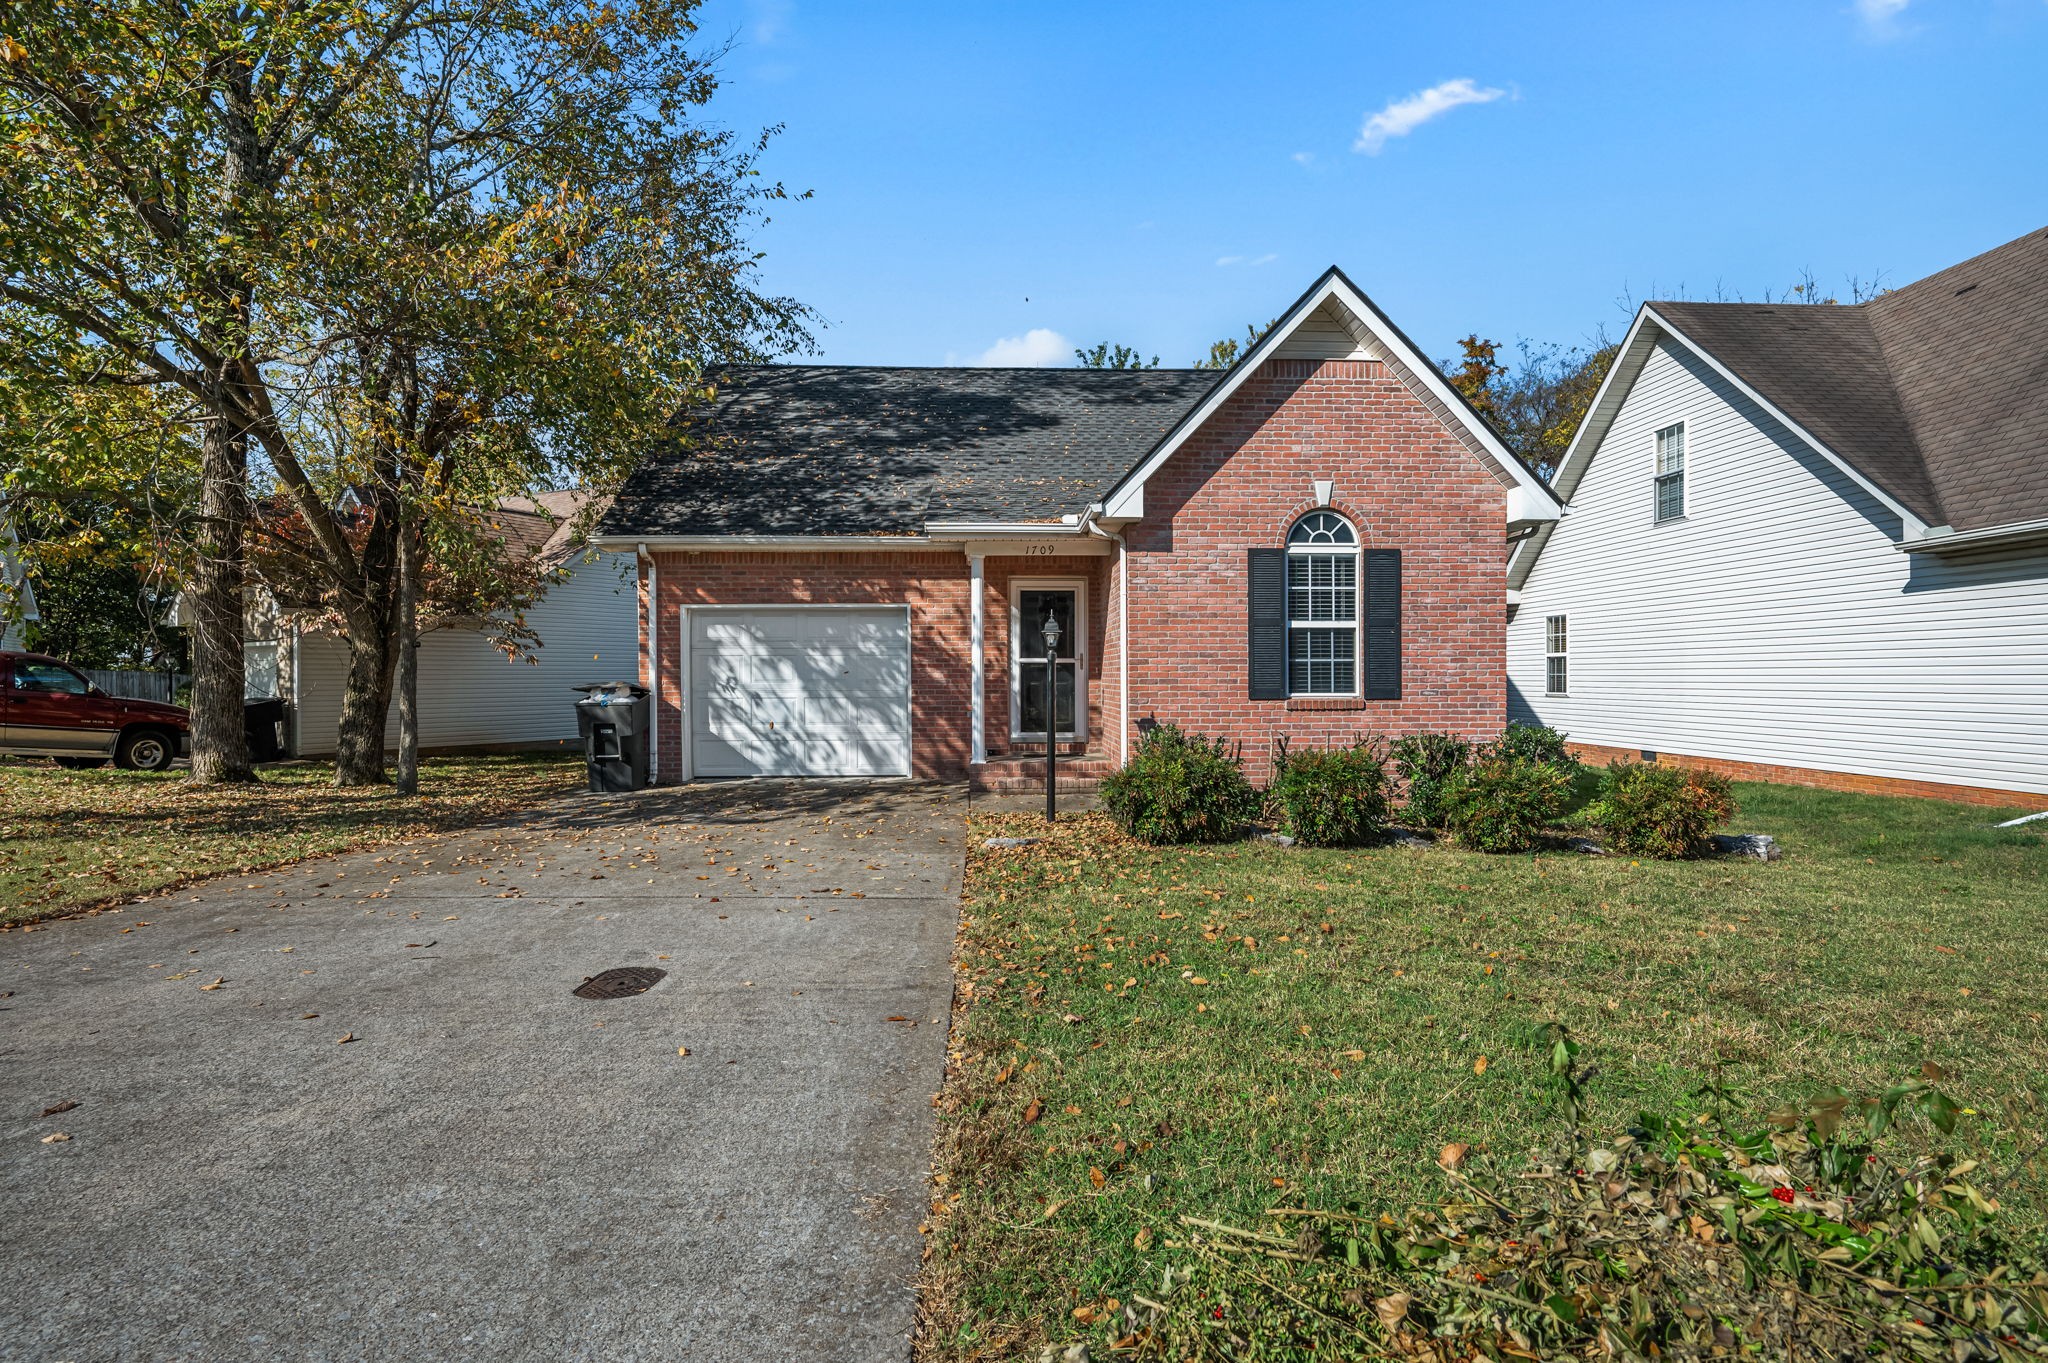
left=1011, top=583, right=1085, bottom=742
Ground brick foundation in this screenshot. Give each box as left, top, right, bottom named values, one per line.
left=1568, top=741, right=2045, bottom=812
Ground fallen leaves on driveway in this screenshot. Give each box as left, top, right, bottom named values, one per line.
left=40, top=1100, right=78, bottom=1117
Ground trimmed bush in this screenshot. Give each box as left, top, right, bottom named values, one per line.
left=1591, top=759, right=1738, bottom=858
left=1443, top=750, right=1576, bottom=852
left=1494, top=720, right=1580, bottom=775
left=1268, top=741, right=1390, bottom=847
left=1100, top=724, right=1262, bottom=845
left=1388, top=732, right=1470, bottom=829
left=1436, top=725, right=1581, bottom=853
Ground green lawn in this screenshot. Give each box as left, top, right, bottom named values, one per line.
left=921, top=780, right=2048, bottom=1360
left=0, top=754, right=582, bottom=925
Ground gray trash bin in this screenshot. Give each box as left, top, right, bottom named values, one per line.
left=573, top=682, right=651, bottom=793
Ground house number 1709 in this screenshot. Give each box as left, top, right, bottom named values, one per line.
left=1023, top=543, right=1056, bottom=556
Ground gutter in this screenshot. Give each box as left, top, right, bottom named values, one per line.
left=1899, top=516, right=2048, bottom=555
left=593, top=534, right=940, bottom=551
left=924, top=519, right=1094, bottom=539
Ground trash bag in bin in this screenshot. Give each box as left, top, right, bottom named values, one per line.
left=572, top=682, right=651, bottom=793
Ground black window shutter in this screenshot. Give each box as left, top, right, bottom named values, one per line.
left=1247, top=548, right=1286, bottom=700
left=1363, top=549, right=1402, bottom=700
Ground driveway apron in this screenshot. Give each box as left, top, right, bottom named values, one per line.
left=0, top=779, right=964, bottom=1363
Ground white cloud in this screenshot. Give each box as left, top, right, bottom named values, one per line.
left=1291, top=150, right=1315, bottom=166
left=1354, top=78, right=1506, bottom=154
left=1216, top=253, right=1278, bottom=268
left=972, top=328, right=1070, bottom=367
left=751, top=0, right=792, bottom=43
left=1853, top=0, right=1911, bottom=35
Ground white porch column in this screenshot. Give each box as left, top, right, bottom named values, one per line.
left=969, top=551, right=986, bottom=765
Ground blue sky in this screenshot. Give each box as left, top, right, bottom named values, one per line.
left=692, top=0, right=2048, bottom=370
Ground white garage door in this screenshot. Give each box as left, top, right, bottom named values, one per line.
left=688, top=607, right=912, bottom=777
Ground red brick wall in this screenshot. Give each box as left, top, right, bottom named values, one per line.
left=643, top=550, right=971, bottom=779
left=1126, top=357, right=1509, bottom=781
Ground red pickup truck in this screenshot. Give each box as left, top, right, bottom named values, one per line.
left=0, top=651, right=190, bottom=772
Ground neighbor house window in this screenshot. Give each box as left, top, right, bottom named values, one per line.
left=1654, top=422, right=1687, bottom=522
left=1545, top=615, right=1568, bottom=695
left=1286, top=511, right=1358, bottom=694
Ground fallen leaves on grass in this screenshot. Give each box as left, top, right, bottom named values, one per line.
left=0, top=755, right=581, bottom=926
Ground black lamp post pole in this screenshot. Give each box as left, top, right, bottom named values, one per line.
left=1042, top=609, right=1061, bottom=825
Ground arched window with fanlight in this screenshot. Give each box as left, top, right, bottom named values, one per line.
left=1246, top=514, right=1401, bottom=703
left=1285, top=511, right=1360, bottom=694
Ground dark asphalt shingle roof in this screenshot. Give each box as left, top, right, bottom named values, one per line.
left=1648, top=226, right=2048, bottom=533
left=602, top=366, right=1221, bottom=537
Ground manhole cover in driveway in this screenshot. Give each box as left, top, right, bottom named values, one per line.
left=573, top=966, right=668, bottom=1000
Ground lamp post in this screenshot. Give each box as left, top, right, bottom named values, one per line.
left=1041, top=608, right=1061, bottom=824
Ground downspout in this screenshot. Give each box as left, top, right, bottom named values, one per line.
left=1083, top=506, right=1128, bottom=766
left=639, top=543, right=659, bottom=784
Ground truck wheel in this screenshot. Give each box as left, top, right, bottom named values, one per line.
left=53, top=757, right=110, bottom=770
left=116, top=728, right=177, bottom=773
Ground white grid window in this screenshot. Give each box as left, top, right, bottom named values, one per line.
left=1545, top=615, right=1568, bottom=695
left=1654, top=422, right=1687, bottom=523
left=1286, top=511, right=1358, bottom=695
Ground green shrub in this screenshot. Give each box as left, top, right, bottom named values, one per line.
left=1437, top=725, right=1580, bottom=852
left=1100, top=724, right=1261, bottom=845
left=1443, top=753, right=1574, bottom=852
left=1591, top=760, right=1738, bottom=857
left=1388, top=732, right=1470, bottom=829
left=1267, top=741, right=1390, bottom=847
left=1494, top=720, right=1580, bottom=775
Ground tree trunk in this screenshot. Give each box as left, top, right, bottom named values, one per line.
left=394, top=502, right=421, bottom=797
left=330, top=480, right=402, bottom=787
left=332, top=625, right=396, bottom=786
left=187, top=416, right=254, bottom=785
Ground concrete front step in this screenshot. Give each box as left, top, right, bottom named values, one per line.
left=971, top=752, right=1116, bottom=793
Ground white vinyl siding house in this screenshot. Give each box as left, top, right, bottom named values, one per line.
left=1, top=522, right=34, bottom=651
left=1509, top=334, right=2048, bottom=799
left=280, top=550, right=638, bottom=755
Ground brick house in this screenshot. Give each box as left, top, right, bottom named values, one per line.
left=594, top=268, right=1562, bottom=786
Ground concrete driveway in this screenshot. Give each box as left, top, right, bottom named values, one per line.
left=0, top=780, right=965, bottom=1363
